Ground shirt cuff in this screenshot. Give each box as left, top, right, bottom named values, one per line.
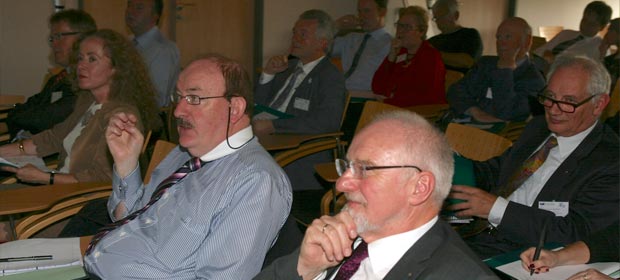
left=488, top=196, right=509, bottom=226
left=312, top=270, right=327, bottom=280
left=259, top=73, right=275, bottom=84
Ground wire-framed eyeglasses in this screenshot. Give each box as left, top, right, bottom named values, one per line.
left=537, top=91, right=599, bottom=113
left=171, top=94, right=228, bottom=105
left=335, top=159, right=422, bottom=179
left=48, top=32, right=81, bottom=43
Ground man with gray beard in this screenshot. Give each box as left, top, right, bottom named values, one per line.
left=255, top=111, right=498, bottom=280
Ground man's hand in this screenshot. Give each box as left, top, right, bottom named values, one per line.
left=252, top=119, right=275, bottom=135
left=447, top=185, right=497, bottom=218
left=335, top=14, right=360, bottom=31
left=387, top=38, right=403, bottom=62
left=106, top=112, right=143, bottom=178
left=297, top=212, right=358, bottom=280
left=497, top=46, right=519, bottom=69
left=9, top=164, right=49, bottom=184
left=263, top=55, right=289, bottom=75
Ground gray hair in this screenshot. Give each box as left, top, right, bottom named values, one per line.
left=548, top=54, right=611, bottom=98
left=369, top=110, right=454, bottom=206
left=299, top=9, right=335, bottom=52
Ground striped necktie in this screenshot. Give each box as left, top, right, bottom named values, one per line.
left=333, top=240, right=368, bottom=280
left=270, top=66, right=304, bottom=110
left=499, top=136, right=558, bottom=198
left=85, top=157, right=205, bottom=255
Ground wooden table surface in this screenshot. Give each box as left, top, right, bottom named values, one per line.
left=0, top=182, right=110, bottom=216
left=257, top=131, right=343, bottom=151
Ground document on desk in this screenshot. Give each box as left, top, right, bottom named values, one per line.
left=0, top=156, right=47, bottom=170
left=0, top=238, right=82, bottom=276
left=496, top=258, right=620, bottom=280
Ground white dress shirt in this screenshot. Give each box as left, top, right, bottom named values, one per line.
left=316, top=217, right=439, bottom=280
left=534, top=29, right=602, bottom=60
left=489, top=122, right=597, bottom=225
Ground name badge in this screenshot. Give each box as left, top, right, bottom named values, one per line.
left=396, top=53, right=408, bottom=64
left=294, top=98, right=310, bottom=111
left=485, top=87, right=493, bottom=99
left=51, top=91, right=63, bottom=103
left=538, top=201, right=569, bottom=217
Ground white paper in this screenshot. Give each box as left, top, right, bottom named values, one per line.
left=496, top=258, right=619, bottom=280
left=1, top=156, right=49, bottom=171
left=0, top=238, right=82, bottom=276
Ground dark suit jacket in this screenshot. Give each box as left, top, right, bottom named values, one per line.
left=254, top=220, right=499, bottom=280
left=255, top=57, right=346, bottom=134
left=447, top=56, right=545, bottom=121
left=469, top=117, right=620, bottom=256
left=7, top=70, right=76, bottom=138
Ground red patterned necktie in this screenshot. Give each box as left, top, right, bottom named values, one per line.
left=85, top=157, right=205, bottom=255
left=333, top=240, right=369, bottom=280
left=499, top=136, right=558, bottom=197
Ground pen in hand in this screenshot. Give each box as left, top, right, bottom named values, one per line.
left=0, top=255, right=53, bottom=263
left=530, top=220, right=550, bottom=276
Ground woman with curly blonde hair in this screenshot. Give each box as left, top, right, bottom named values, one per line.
left=0, top=29, right=160, bottom=185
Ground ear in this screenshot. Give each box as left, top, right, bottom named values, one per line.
left=228, top=96, right=247, bottom=123
left=593, top=94, right=610, bottom=116
left=407, top=171, right=435, bottom=206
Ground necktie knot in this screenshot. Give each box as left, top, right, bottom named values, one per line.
left=333, top=240, right=369, bottom=280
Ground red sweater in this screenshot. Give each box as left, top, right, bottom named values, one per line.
left=372, top=40, right=446, bottom=107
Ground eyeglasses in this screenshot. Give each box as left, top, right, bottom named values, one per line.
left=537, top=91, right=599, bottom=113
left=335, top=158, right=421, bottom=179
left=172, top=94, right=228, bottom=105
left=48, top=32, right=81, bottom=43
left=394, top=22, right=416, bottom=32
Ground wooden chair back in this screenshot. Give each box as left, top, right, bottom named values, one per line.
left=445, top=123, right=512, bottom=161
left=531, top=36, right=547, bottom=52
left=274, top=138, right=339, bottom=168
left=340, top=92, right=351, bottom=130
left=406, top=104, right=449, bottom=123
left=14, top=140, right=176, bottom=239
left=320, top=189, right=347, bottom=216
left=539, top=26, right=563, bottom=41
left=498, top=121, right=529, bottom=142
left=445, top=70, right=464, bottom=90
left=354, top=101, right=404, bottom=134
left=0, top=95, right=25, bottom=106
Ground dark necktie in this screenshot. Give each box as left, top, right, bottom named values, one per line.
left=270, top=66, right=304, bottom=110
left=85, top=157, right=205, bottom=255
left=333, top=240, right=369, bottom=280
left=551, top=35, right=585, bottom=55
left=343, top=33, right=371, bottom=79
left=499, top=136, right=558, bottom=198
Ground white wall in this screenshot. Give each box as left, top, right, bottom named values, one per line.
left=516, top=0, right=620, bottom=36
left=0, top=0, right=79, bottom=97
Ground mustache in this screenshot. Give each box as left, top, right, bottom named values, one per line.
left=176, top=118, right=194, bottom=129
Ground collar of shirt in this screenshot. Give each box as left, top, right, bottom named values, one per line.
left=133, top=26, right=159, bottom=47
left=298, top=55, right=325, bottom=74
left=364, top=216, right=439, bottom=278
left=552, top=120, right=597, bottom=159
left=199, top=126, right=254, bottom=162
left=367, top=27, right=389, bottom=40
left=516, top=54, right=528, bottom=68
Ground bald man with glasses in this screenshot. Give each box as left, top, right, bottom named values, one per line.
left=447, top=55, right=619, bottom=259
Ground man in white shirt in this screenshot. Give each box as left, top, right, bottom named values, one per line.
left=534, top=1, right=612, bottom=63
left=256, top=110, right=497, bottom=279
left=448, top=55, right=619, bottom=259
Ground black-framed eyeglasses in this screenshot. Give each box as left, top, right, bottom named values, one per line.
left=394, top=22, right=416, bottom=32
left=171, top=94, right=228, bottom=105
left=48, top=32, right=81, bottom=43
left=335, top=159, right=422, bottom=179
left=537, top=91, right=599, bottom=113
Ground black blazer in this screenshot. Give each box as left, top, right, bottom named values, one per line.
left=254, top=220, right=499, bottom=280
left=472, top=117, right=620, bottom=254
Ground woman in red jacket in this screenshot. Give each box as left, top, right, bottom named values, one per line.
left=372, top=6, right=446, bottom=107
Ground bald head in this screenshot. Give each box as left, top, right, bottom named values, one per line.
left=496, top=17, right=532, bottom=59
left=431, top=0, right=460, bottom=33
